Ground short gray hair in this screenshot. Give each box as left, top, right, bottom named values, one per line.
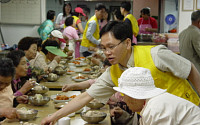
left=191, top=10, right=200, bottom=22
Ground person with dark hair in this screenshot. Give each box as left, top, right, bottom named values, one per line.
left=179, top=10, right=200, bottom=74
left=30, top=39, right=67, bottom=72
left=113, top=8, right=124, bottom=21
left=63, top=17, right=80, bottom=58
left=38, top=10, right=56, bottom=40
left=35, top=37, right=43, bottom=52
left=18, top=37, right=37, bottom=61
left=7, top=50, right=35, bottom=106
left=80, top=3, right=106, bottom=57
left=0, top=58, right=15, bottom=105
left=0, top=58, right=17, bottom=120
left=41, top=21, right=200, bottom=125
left=138, top=7, right=158, bottom=34
left=0, top=58, right=29, bottom=121
left=71, top=7, right=86, bottom=34
left=18, top=36, right=38, bottom=78
left=100, top=9, right=110, bottom=30
left=55, top=2, right=72, bottom=32
left=29, top=37, right=42, bottom=67
left=120, top=1, right=139, bottom=44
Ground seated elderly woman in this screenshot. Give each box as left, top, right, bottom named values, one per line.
left=18, top=37, right=38, bottom=62
left=113, top=67, right=200, bottom=125
left=0, top=58, right=28, bottom=121
left=30, top=39, right=67, bottom=72
left=7, top=50, right=35, bottom=99
left=18, top=37, right=38, bottom=77
left=0, top=58, right=17, bottom=120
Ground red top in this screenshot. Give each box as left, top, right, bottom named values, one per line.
left=137, top=17, right=158, bottom=28
left=76, top=19, right=81, bottom=25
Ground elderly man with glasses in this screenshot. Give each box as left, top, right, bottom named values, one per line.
left=41, top=21, right=200, bottom=125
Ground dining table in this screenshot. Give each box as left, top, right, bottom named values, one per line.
left=1, top=91, right=111, bottom=125
left=40, top=65, right=91, bottom=90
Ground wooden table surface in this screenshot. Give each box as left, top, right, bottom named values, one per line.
left=40, top=66, right=90, bottom=89
left=2, top=91, right=111, bottom=125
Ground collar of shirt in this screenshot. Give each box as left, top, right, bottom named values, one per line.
left=124, top=13, right=131, bottom=18
left=12, top=78, right=21, bottom=91
left=13, top=78, right=21, bottom=85
left=189, top=25, right=199, bottom=30
left=47, top=19, right=53, bottom=25
left=40, top=51, right=50, bottom=63
left=25, top=57, right=30, bottom=66
left=118, top=47, right=134, bottom=70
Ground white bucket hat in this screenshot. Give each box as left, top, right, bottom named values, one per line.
left=51, top=30, right=64, bottom=39
left=51, top=30, right=66, bottom=43
left=113, top=67, right=166, bottom=99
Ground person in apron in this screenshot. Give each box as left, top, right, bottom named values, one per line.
left=138, top=8, right=158, bottom=34
left=72, top=7, right=86, bottom=58
left=63, top=17, right=80, bottom=58
left=120, top=1, right=139, bottom=45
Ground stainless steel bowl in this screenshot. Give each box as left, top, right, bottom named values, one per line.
left=67, top=56, right=73, bottom=60
left=80, top=111, right=107, bottom=124
left=31, top=85, right=49, bottom=94
left=29, top=96, right=50, bottom=106
left=86, top=101, right=105, bottom=109
left=46, top=73, right=59, bottom=82
left=137, top=34, right=152, bottom=42
left=17, top=109, right=38, bottom=121
left=54, top=69, right=66, bottom=75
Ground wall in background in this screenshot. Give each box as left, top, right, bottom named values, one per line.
left=133, top=0, right=159, bottom=19
left=46, top=1, right=128, bottom=19
left=1, top=0, right=41, bottom=25
left=0, top=2, right=2, bottom=43
left=0, top=0, right=46, bottom=46
left=163, top=0, right=179, bottom=33
left=178, top=0, right=196, bottom=33
left=0, top=0, right=197, bottom=46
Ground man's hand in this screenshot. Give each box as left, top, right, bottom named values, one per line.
left=41, top=115, right=57, bottom=125
left=110, top=107, right=123, bottom=118
left=62, top=84, right=74, bottom=92
left=67, top=50, right=73, bottom=56
left=91, top=58, right=101, bottom=66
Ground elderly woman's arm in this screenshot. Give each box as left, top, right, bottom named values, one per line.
left=0, top=108, right=17, bottom=119
left=16, top=79, right=35, bottom=95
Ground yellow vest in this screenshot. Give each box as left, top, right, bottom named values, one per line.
left=81, top=15, right=99, bottom=48
left=72, top=16, right=79, bottom=30
left=124, top=14, right=139, bottom=37
left=64, top=16, right=79, bottom=30
left=110, top=45, right=200, bottom=105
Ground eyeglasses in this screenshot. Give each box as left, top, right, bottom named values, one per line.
left=99, top=40, right=124, bottom=52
